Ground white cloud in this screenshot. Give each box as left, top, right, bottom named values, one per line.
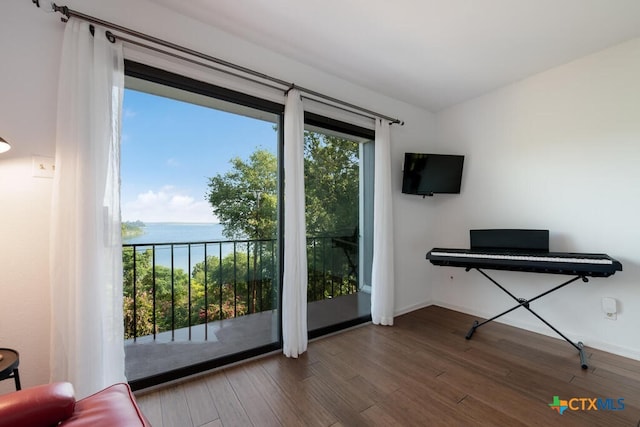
left=123, top=186, right=218, bottom=223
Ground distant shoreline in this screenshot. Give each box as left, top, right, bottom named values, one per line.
left=124, top=221, right=220, bottom=225
left=122, top=222, right=227, bottom=245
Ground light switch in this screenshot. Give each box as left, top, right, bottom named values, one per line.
left=32, top=155, right=55, bottom=178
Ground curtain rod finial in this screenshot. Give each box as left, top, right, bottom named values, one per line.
left=285, top=83, right=296, bottom=95
left=49, top=3, right=69, bottom=17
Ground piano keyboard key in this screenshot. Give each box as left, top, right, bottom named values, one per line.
left=429, top=251, right=614, bottom=265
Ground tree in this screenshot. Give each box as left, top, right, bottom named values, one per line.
left=303, top=132, right=359, bottom=236
left=206, top=132, right=360, bottom=240
left=123, top=246, right=256, bottom=339
left=122, top=247, right=191, bottom=338
left=205, top=131, right=361, bottom=303
left=122, top=220, right=145, bottom=239
left=206, top=149, right=277, bottom=240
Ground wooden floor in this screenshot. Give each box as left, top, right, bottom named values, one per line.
left=134, top=306, right=640, bottom=426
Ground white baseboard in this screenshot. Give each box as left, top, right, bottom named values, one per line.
left=394, top=300, right=434, bottom=317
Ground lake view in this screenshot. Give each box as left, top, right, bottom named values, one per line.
left=122, top=222, right=250, bottom=269
left=123, top=222, right=226, bottom=245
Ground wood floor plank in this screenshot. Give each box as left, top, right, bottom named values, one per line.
left=500, top=365, right=639, bottom=427
left=346, top=374, right=389, bottom=404
left=340, top=333, right=468, bottom=407
left=456, top=395, right=529, bottom=427
left=204, top=370, right=251, bottom=427
left=135, top=392, right=163, bottom=427
left=571, top=374, right=640, bottom=411
left=591, top=357, right=640, bottom=383
left=159, top=385, right=193, bottom=427
left=301, top=374, right=371, bottom=426
left=360, top=403, right=404, bottom=427
left=135, top=305, right=640, bottom=427
left=309, top=341, right=360, bottom=381
left=261, top=355, right=337, bottom=426
left=373, top=386, right=473, bottom=426
left=182, top=378, right=219, bottom=427
left=239, top=363, right=307, bottom=426
left=592, top=350, right=640, bottom=374
left=578, top=367, right=640, bottom=397
left=225, top=363, right=281, bottom=427
left=319, top=340, right=402, bottom=395
left=436, top=368, right=573, bottom=426
left=308, top=360, right=374, bottom=412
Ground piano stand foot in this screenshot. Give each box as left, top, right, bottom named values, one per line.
left=578, top=341, right=588, bottom=369
left=465, top=321, right=479, bottom=340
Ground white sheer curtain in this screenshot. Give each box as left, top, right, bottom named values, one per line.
left=371, top=119, right=395, bottom=325
left=282, top=88, right=308, bottom=357
left=50, top=18, right=125, bottom=398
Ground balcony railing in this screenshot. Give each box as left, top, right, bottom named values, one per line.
left=123, top=234, right=358, bottom=341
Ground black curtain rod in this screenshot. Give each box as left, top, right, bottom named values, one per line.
left=35, top=1, right=404, bottom=126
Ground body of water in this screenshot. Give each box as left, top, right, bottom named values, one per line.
left=123, top=223, right=259, bottom=270
left=123, top=222, right=227, bottom=245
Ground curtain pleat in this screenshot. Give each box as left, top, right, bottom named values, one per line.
left=371, top=119, right=395, bottom=325
left=50, top=18, right=125, bottom=398
left=282, top=89, right=308, bottom=357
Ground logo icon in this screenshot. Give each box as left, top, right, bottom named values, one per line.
left=549, top=396, right=569, bottom=415
left=548, top=395, right=625, bottom=414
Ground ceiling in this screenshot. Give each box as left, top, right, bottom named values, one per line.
left=149, top=0, right=640, bottom=112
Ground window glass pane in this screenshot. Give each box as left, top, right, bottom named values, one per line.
left=121, top=78, right=281, bottom=386
left=120, top=62, right=375, bottom=387
left=304, top=125, right=373, bottom=334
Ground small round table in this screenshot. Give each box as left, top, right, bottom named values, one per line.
left=0, top=348, right=21, bottom=390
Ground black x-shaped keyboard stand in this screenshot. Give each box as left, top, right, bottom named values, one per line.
left=464, top=267, right=589, bottom=369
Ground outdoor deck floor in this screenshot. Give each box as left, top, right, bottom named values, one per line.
left=125, top=291, right=371, bottom=382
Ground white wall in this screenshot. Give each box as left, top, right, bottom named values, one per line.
left=432, top=38, right=640, bottom=360
left=0, top=0, right=435, bottom=391
left=0, top=1, right=63, bottom=394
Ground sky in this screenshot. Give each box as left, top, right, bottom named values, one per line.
left=121, top=89, right=278, bottom=223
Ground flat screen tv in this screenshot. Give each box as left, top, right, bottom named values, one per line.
left=401, top=153, right=465, bottom=196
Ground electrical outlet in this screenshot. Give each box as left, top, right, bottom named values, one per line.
left=32, top=155, right=55, bottom=178
left=602, top=297, right=617, bottom=321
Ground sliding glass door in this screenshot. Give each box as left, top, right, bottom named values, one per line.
left=121, top=62, right=283, bottom=388
left=303, top=118, right=374, bottom=336
left=120, top=61, right=376, bottom=388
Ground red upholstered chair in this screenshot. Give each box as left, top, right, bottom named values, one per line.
left=0, top=381, right=151, bottom=427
